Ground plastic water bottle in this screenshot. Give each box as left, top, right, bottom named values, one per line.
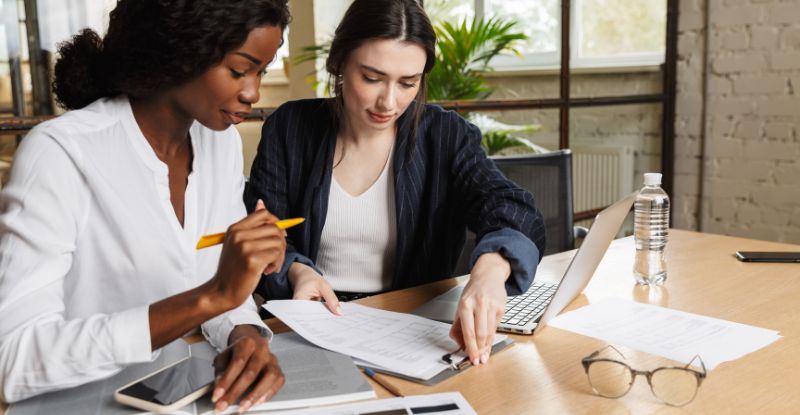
left=633, top=173, right=669, bottom=285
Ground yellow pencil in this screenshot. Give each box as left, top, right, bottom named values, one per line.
left=196, top=217, right=305, bottom=249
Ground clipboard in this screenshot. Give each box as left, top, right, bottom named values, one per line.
left=355, top=338, right=514, bottom=386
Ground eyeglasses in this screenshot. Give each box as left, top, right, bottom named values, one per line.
left=581, top=346, right=707, bottom=407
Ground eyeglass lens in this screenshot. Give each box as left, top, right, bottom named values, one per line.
left=587, top=361, right=700, bottom=406
left=587, top=360, right=633, bottom=398
left=649, top=368, right=700, bottom=406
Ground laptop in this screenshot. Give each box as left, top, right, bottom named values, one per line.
left=413, top=192, right=636, bottom=335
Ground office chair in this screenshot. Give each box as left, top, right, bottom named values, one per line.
left=454, top=149, right=581, bottom=275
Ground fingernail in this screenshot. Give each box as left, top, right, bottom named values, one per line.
left=481, top=352, right=490, bottom=364
left=211, top=387, right=224, bottom=403
left=336, top=305, right=344, bottom=315
left=216, top=400, right=229, bottom=412
left=254, top=395, right=267, bottom=406
left=472, top=358, right=480, bottom=366
left=238, top=400, right=251, bottom=413
left=256, top=199, right=265, bottom=209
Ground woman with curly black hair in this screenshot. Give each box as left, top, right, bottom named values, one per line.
left=0, top=1, right=289, bottom=412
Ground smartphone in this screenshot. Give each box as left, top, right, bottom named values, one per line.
left=114, top=357, right=215, bottom=414
left=735, top=251, right=800, bottom=263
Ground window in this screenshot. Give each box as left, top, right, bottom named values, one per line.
left=425, top=0, right=476, bottom=23
left=37, top=0, right=118, bottom=53
left=425, top=0, right=666, bottom=70
left=0, top=0, right=13, bottom=81
left=574, top=0, right=666, bottom=67
left=485, top=0, right=560, bottom=68
left=263, top=27, right=289, bottom=83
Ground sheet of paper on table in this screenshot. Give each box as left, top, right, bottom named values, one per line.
left=243, top=392, right=476, bottom=415
left=264, top=300, right=506, bottom=381
left=548, top=297, right=782, bottom=369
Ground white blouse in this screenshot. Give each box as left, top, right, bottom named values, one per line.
left=0, top=97, right=268, bottom=402
left=316, top=151, right=397, bottom=293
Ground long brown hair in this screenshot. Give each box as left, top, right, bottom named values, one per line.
left=325, top=0, right=436, bottom=160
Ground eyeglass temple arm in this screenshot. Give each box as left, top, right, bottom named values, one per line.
left=685, top=354, right=708, bottom=379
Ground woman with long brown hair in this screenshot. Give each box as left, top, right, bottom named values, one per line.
left=247, top=0, right=546, bottom=367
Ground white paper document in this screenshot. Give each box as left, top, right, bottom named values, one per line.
left=264, top=300, right=505, bottom=380
left=548, top=298, right=782, bottom=369
left=247, top=392, right=476, bottom=415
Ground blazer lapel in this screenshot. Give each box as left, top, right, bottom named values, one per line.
left=306, top=124, right=336, bottom=262
left=391, top=109, right=417, bottom=289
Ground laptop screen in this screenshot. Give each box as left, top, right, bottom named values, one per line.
left=534, top=193, right=635, bottom=334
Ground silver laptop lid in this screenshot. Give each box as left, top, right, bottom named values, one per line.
left=533, top=192, right=636, bottom=335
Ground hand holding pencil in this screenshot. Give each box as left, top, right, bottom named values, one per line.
left=204, top=200, right=297, bottom=310
left=197, top=217, right=304, bottom=249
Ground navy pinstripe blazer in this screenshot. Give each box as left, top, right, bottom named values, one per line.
left=245, top=98, right=546, bottom=300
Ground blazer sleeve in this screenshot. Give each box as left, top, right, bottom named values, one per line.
left=245, top=106, right=319, bottom=300
left=447, top=113, right=547, bottom=295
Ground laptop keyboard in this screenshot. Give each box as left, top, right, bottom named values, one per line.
left=501, top=281, right=557, bottom=326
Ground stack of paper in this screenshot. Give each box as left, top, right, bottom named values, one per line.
left=264, top=300, right=507, bottom=382
left=548, top=298, right=782, bottom=369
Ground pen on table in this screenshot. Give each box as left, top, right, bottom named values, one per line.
left=195, top=217, right=305, bottom=249
left=362, top=367, right=403, bottom=397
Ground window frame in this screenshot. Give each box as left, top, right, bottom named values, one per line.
left=465, top=0, right=666, bottom=70
left=423, top=0, right=678, bottom=215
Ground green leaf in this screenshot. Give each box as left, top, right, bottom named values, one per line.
left=427, top=16, right=528, bottom=101
left=482, top=131, right=519, bottom=155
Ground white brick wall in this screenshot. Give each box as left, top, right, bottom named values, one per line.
left=674, top=0, right=800, bottom=243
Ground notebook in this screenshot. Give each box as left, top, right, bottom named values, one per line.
left=9, top=332, right=375, bottom=415
left=413, top=192, right=636, bottom=335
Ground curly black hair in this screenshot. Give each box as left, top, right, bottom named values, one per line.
left=52, top=0, right=290, bottom=110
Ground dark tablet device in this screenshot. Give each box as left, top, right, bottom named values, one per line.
left=735, top=251, right=800, bottom=263
left=115, top=357, right=214, bottom=414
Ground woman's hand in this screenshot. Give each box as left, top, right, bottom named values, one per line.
left=208, top=200, right=286, bottom=311
left=450, top=252, right=511, bottom=366
left=288, top=262, right=342, bottom=315
left=211, top=325, right=284, bottom=413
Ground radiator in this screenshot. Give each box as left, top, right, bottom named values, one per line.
left=571, top=146, right=635, bottom=214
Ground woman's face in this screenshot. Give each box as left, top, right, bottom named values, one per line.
left=340, top=38, right=427, bottom=135
left=174, top=25, right=283, bottom=131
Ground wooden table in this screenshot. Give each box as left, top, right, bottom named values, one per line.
left=3, top=230, right=799, bottom=414
left=343, top=230, right=800, bottom=414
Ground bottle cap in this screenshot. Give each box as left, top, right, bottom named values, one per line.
left=644, top=173, right=662, bottom=186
